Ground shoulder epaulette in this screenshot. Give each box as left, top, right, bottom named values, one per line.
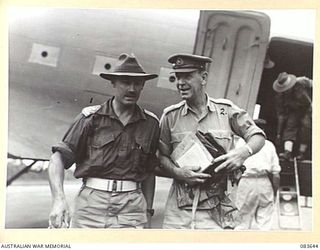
left=81, top=105, right=101, bottom=117
left=162, top=101, right=185, bottom=115
left=210, top=97, right=233, bottom=107
left=144, top=109, right=159, bottom=122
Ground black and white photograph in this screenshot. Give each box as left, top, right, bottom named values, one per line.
left=5, top=7, right=314, bottom=234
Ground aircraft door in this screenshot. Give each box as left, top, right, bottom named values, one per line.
left=194, top=11, right=270, bottom=115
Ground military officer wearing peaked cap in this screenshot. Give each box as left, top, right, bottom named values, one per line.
left=48, top=53, right=160, bottom=229
left=158, top=53, right=266, bottom=229
left=168, top=53, right=213, bottom=72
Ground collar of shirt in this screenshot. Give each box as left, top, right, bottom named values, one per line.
left=181, top=93, right=215, bottom=116
left=95, top=97, right=147, bottom=123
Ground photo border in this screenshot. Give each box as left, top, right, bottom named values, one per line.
left=1, top=0, right=319, bottom=244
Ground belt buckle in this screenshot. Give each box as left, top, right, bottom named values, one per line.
left=112, top=180, right=117, bottom=192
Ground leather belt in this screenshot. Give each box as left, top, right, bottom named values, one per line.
left=85, top=177, right=141, bottom=192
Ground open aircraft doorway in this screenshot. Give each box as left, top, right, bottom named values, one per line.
left=6, top=8, right=314, bottom=231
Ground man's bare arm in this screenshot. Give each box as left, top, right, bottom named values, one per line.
left=141, top=173, right=155, bottom=228
left=214, top=134, right=265, bottom=173
left=48, top=151, right=71, bottom=228
left=271, top=173, right=280, bottom=201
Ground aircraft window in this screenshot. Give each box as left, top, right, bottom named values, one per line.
left=41, top=51, right=48, bottom=57
left=156, top=67, right=177, bottom=90
left=169, top=76, right=176, bottom=82
left=29, top=43, right=60, bottom=67
left=104, top=63, right=111, bottom=70
left=92, top=56, right=117, bottom=76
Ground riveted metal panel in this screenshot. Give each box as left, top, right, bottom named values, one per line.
left=194, top=11, right=270, bottom=115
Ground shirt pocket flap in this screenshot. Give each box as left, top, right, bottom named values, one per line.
left=170, top=132, right=189, bottom=144
left=92, top=133, right=115, bottom=148
left=208, top=130, right=232, bottom=140
left=135, top=137, right=151, bottom=153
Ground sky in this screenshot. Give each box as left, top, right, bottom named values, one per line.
left=8, top=8, right=316, bottom=42
left=261, top=9, right=315, bottom=42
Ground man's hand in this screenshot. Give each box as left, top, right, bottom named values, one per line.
left=174, top=166, right=211, bottom=186
left=213, top=146, right=250, bottom=173
left=48, top=197, right=70, bottom=228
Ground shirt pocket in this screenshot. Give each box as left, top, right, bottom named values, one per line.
left=132, top=137, right=152, bottom=172
left=207, top=130, right=232, bottom=152
left=170, top=132, right=190, bottom=150
left=90, top=132, right=116, bottom=166
left=135, top=137, right=151, bottom=154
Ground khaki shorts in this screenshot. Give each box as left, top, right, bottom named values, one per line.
left=71, top=186, right=147, bottom=228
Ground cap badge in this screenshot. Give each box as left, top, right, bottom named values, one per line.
left=176, top=57, right=183, bottom=65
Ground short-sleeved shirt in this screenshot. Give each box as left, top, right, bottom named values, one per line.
left=159, top=94, right=265, bottom=156
left=52, top=97, right=160, bottom=182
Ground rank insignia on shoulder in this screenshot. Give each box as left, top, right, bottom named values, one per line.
left=81, top=105, right=101, bottom=117
left=212, top=98, right=233, bottom=107
left=144, top=109, right=159, bottom=122
left=163, top=101, right=185, bottom=115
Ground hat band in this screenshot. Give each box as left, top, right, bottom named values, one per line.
left=114, top=64, right=146, bottom=74
left=173, top=64, right=205, bottom=70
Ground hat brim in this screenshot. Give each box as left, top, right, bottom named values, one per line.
left=273, top=74, right=297, bottom=93
left=100, top=72, right=158, bottom=81
left=168, top=53, right=213, bottom=64
left=170, top=68, right=199, bottom=73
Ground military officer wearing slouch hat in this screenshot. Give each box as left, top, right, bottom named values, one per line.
left=273, top=72, right=312, bottom=161
left=48, top=53, right=159, bottom=229
left=158, top=53, right=265, bottom=229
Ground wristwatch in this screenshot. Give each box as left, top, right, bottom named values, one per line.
left=147, top=208, right=155, bottom=216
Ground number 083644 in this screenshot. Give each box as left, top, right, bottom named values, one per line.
left=300, top=244, right=319, bottom=248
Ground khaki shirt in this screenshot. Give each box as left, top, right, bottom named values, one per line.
left=52, top=97, right=160, bottom=181
left=159, top=95, right=265, bottom=156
